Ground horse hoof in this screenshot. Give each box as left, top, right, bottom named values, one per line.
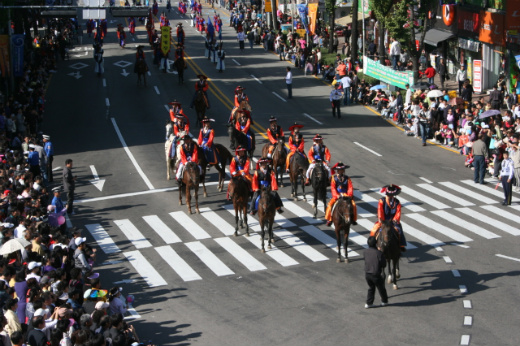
left=270, top=238, right=275, bottom=243
left=261, top=249, right=265, bottom=253
left=345, top=258, right=349, bottom=264
left=393, top=285, right=398, bottom=290
left=204, top=192, right=207, bottom=198
left=196, top=209, right=200, bottom=214
left=246, top=232, right=250, bottom=237
left=312, top=204, right=316, bottom=209
left=234, top=232, right=238, bottom=237
left=303, top=198, right=307, bottom=202
left=396, top=273, right=401, bottom=279
left=387, top=275, right=392, bottom=284
left=336, top=258, right=341, bottom=263
left=291, top=193, right=294, bottom=197
left=268, top=245, right=272, bottom=249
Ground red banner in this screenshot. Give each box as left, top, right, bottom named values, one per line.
left=0, top=35, right=9, bottom=78
left=479, top=11, right=505, bottom=46
left=506, top=1, right=520, bottom=31
left=308, top=3, right=318, bottom=35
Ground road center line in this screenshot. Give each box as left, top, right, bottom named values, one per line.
left=272, top=92, right=287, bottom=102
left=353, top=142, right=382, bottom=157
left=105, top=98, right=110, bottom=107
left=251, top=74, right=262, bottom=84
left=102, top=79, right=106, bottom=87
left=303, top=113, right=323, bottom=125
left=154, top=86, right=160, bottom=95
left=110, top=118, right=155, bottom=190
left=232, top=59, right=241, bottom=65
left=496, top=254, right=520, bottom=262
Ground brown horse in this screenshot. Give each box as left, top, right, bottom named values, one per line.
left=377, top=220, right=401, bottom=290
left=261, top=139, right=286, bottom=186
left=310, top=160, right=328, bottom=218
left=227, top=125, right=255, bottom=168
left=228, top=176, right=250, bottom=236
left=194, top=90, right=208, bottom=127
left=135, top=59, right=147, bottom=86
left=179, top=161, right=200, bottom=214
left=196, top=143, right=232, bottom=196
left=332, top=196, right=353, bottom=263
left=288, top=152, right=309, bottom=201
left=173, top=57, right=186, bottom=85
left=229, top=100, right=253, bottom=124
left=258, top=187, right=276, bottom=253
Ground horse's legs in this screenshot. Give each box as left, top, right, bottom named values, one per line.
left=322, top=196, right=327, bottom=215
left=178, top=182, right=182, bottom=205
left=194, top=185, right=200, bottom=214
left=313, top=192, right=318, bottom=218
left=301, top=174, right=307, bottom=202
left=260, top=220, right=266, bottom=253
left=244, top=206, right=249, bottom=236
left=167, top=158, right=171, bottom=180
left=343, top=227, right=350, bottom=263
left=202, top=174, right=207, bottom=198
left=234, top=207, right=239, bottom=236
left=186, top=185, right=192, bottom=214
left=392, top=258, right=399, bottom=290
left=268, top=221, right=274, bottom=249
left=335, top=227, right=342, bottom=262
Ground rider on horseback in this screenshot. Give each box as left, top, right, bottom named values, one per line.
left=286, top=122, right=305, bottom=172
left=229, top=146, right=252, bottom=190
left=190, top=74, right=210, bottom=109
left=173, top=114, right=190, bottom=148
left=370, top=184, right=407, bottom=252
left=175, top=42, right=184, bottom=60
left=176, top=135, right=201, bottom=182
left=169, top=101, right=189, bottom=124
left=266, top=116, right=285, bottom=159
left=249, top=158, right=284, bottom=215
left=134, top=45, right=148, bottom=72
left=234, top=86, right=249, bottom=107
left=305, top=134, right=331, bottom=186
left=233, top=110, right=253, bottom=151
left=325, top=162, right=358, bottom=227
left=117, top=24, right=126, bottom=48
left=198, top=117, right=217, bottom=165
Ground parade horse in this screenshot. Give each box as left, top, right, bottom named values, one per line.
left=196, top=143, right=232, bottom=196
left=228, top=175, right=250, bottom=237
left=377, top=220, right=401, bottom=290
left=258, top=186, right=276, bottom=253
left=179, top=161, right=200, bottom=214
left=135, top=59, right=147, bottom=86
left=173, top=56, right=186, bottom=85
left=332, top=196, right=353, bottom=263
left=194, top=89, right=208, bottom=127
left=229, top=99, right=253, bottom=124
left=288, top=152, right=309, bottom=201
left=261, top=138, right=286, bottom=186
left=227, top=125, right=255, bottom=170
left=311, top=160, right=328, bottom=218
left=164, top=122, right=189, bottom=180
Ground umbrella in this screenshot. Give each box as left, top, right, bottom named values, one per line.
left=427, top=89, right=444, bottom=98
left=0, top=238, right=31, bottom=255
left=370, top=84, right=387, bottom=91
left=479, top=109, right=501, bottom=119
left=412, top=81, right=430, bottom=90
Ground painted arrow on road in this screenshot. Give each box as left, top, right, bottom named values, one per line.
left=121, top=69, right=129, bottom=77
left=89, top=165, right=105, bottom=191
left=67, top=71, right=82, bottom=79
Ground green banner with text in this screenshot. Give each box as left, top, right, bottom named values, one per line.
left=364, top=57, right=415, bottom=89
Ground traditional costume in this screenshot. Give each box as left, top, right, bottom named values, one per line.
left=370, top=184, right=407, bottom=251
left=190, top=74, right=210, bottom=109
left=325, top=162, right=357, bottom=226
left=198, top=117, right=218, bottom=165
left=266, top=116, right=285, bottom=158
left=249, top=158, right=284, bottom=215
left=305, top=134, right=331, bottom=184
left=176, top=135, right=201, bottom=181
left=286, top=123, right=305, bottom=171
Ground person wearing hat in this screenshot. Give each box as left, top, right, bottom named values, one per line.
left=234, top=86, right=248, bottom=108
left=499, top=150, right=515, bottom=205
left=134, top=45, right=148, bottom=72
left=73, top=237, right=92, bottom=275
left=107, top=287, right=127, bottom=316
left=27, top=145, right=41, bottom=178
left=329, top=83, right=344, bottom=118
left=266, top=116, right=285, bottom=159
left=190, top=74, right=210, bottom=109
left=62, top=159, right=76, bottom=215
left=42, top=135, right=54, bottom=182
left=198, top=117, right=217, bottom=165
left=168, top=101, right=187, bottom=124
left=216, top=42, right=225, bottom=73
left=229, top=146, right=252, bottom=188
left=286, top=123, right=306, bottom=172
left=173, top=113, right=190, bottom=149
left=370, top=184, right=407, bottom=252
left=175, top=135, right=200, bottom=182
left=116, top=24, right=126, bottom=48
left=249, top=158, right=284, bottom=215
left=305, top=134, right=331, bottom=185
left=325, top=162, right=357, bottom=227
left=232, top=110, right=254, bottom=151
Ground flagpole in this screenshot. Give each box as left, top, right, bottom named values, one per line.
left=361, top=0, right=366, bottom=60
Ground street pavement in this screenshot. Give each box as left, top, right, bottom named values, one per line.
left=41, top=4, right=520, bottom=346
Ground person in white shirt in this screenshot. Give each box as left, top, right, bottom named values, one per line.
left=456, top=65, right=467, bottom=95
left=329, top=85, right=343, bottom=118
left=237, top=30, right=246, bottom=51
left=389, top=38, right=401, bottom=70
left=500, top=151, right=515, bottom=205
left=340, top=74, right=352, bottom=106
left=405, top=83, right=412, bottom=107
left=285, top=67, right=292, bottom=99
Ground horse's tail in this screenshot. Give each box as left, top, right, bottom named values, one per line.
left=215, top=143, right=232, bottom=165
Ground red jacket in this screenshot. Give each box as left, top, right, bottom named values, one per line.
left=252, top=169, right=278, bottom=191
left=230, top=157, right=251, bottom=177
left=331, top=175, right=353, bottom=199
left=198, top=128, right=214, bottom=147
left=308, top=144, right=331, bottom=163
left=174, top=122, right=189, bottom=136
left=424, top=67, right=436, bottom=78
left=195, top=80, right=209, bottom=92
left=235, top=118, right=250, bottom=134
left=378, top=197, right=401, bottom=222
left=267, top=126, right=284, bottom=145
left=288, top=135, right=305, bottom=152
left=179, top=143, right=199, bottom=164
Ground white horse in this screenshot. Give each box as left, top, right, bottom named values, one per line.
left=165, top=122, right=190, bottom=180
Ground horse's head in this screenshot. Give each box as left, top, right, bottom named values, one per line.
left=379, top=220, right=396, bottom=247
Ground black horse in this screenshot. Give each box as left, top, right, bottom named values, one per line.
left=311, top=160, right=328, bottom=218
left=377, top=220, right=401, bottom=290
left=227, top=124, right=255, bottom=164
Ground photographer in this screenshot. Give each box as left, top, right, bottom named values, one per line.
left=105, top=314, right=138, bottom=346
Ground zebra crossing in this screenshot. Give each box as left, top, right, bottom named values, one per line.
left=88, top=179, right=520, bottom=287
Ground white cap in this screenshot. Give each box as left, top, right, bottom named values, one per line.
left=43, top=135, right=50, bottom=140
left=28, top=261, right=42, bottom=270
left=95, top=301, right=110, bottom=310
left=34, top=308, right=48, bottom=317
left=75, top=237, right=87, bottom=246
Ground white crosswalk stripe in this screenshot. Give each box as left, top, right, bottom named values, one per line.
left=142, top=215, right=182, bottom=244
left=456, top=208, right=520, bottom=236
left=243, top=234, right=300, bottom=266
left=299, top=225, right=360, bottom=257
left=124, top=250, right=168, bottom=287
left=353, top=190, right=379, bottom=209
left=282, top=198, right=322, bottom=224
left=484, top=206, right=520, bottom=226
left=439, top=182, right=497, bottom=204
left=155, top=245, right=202, bottom=281
left=461, top=180, right=520, bottom=203
left=199, top=207, right=236, bottom=236
left=400, top=221, right=445, bottom=250
left=355, top=219, right=418, bottom=250
left=85, top=224, right=121, bottom=254
left=431, top=210, right=500, bottom=239
left=407, top=213, right=473, bottom=243
left=114, top=219, right=152, bottom=249
left=417, top=184, right=475, bottom=207
left=214, top=237, right=267, bottom=271
left=273, top=229, right=329, bottom=262
left=401, top=186, right=450, bottom=209
left=170, top=211, right=211, bottom=239
left=185, top=241, right=235, bottom=277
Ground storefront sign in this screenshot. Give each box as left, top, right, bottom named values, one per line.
left=11, top=34, right=24, bottom=78
left=364, top=57, right=414, bottom=89
left=265, top=0, right=272, bottom=13
left=433, top=3, right=457, bottom=33
left=458, top=37, right=480, bottom=52
left=479, top=11, right=505, bottom=46
left=457, top=9, right=479, bottom=39
left=473, top=60, right=482, bottom=93
left=506, top=1, right=520, bottom=31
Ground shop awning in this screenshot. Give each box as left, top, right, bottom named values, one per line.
left=334, top=15, right=353, bottom=26
left=424, top=29, right=455, bottom=46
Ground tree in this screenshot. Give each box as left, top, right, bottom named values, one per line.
left=369, top=0, right=393, bottom=60
left=324, top=0, right=337, bottom=53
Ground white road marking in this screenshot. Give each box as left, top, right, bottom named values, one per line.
left=431, top=210, right=500, bottom=239
left=353, top=190, right=379, bottom=209
left=400, top=221, right=445, bottom=250
left=164, top=104, right=169, bottom=111
left=124, top=250, right=168, bottom=287
left=251, top=74, right=262, bottom=84
left=199, top=207, right=236, bottom=236
left=454, top=244, right=470, bottom=249
left=459, top=285, right=468, bottom=294
left=103, top=79, right=106, bottom=87
left=142, top=215, right=182, bottom=244
left=456, top=208, right=520, bottom=236
left=355, top=219, right=417, bottom=250
left=299, top=225, right=360, bottom=256
left=111, top=118, right=155, bottom=190
left=244, top=233, right=299, bottom=266
left=105, top=98, right=110, bottom=107
left=369, top=188, right=426, bottom=212
left=463, top=300, right=472, bottom=309
left=154, top=86, right=160, bottom=94
left=443, top=256, right=453, bottom=264
left=100, top=260, right=124, bottom=266
left=232, top=59, right=241, bottom=65
left=214, top=237, right=267, bottom=271
left=463, top=316, right=472, bottom=326
left=452, top=269, right=461, bottom=277
left=52, top=166, right=62, bottom=171
left=272, top=91, right=287, bottom=102
left=419, top=177, right=432, bottom=184
left=417, top=184, right=474, bottom=206
left=460, top=335, right=470, bottom=346
left=114, top=219, right=152, bottom=249
left=281, top=198, right=322, bottom=224
left=461, top=179, right=520, bottom=202
left=485, top=205, right=520, bottom=225
left=155, top=245, right=202, bottom=281
left=401, top=186, right=450, bottom=209
left=409, top=213, right=473, bottom=243
left=170, top=211, right=211, bottom=239
left=439, top=181, right=497, bottom=204
left=273, top=229, right=329, bottom=262
left=496, top=254, right=520, bottom=262
left=303, top=113, right=323, bottom=125
left=147, top=71, right=151, bottom=76
left=185, top=241, right=235, bottom=277
left=85, top=224, right=121, bottom=254
left=353, top=142, right=382, bottom=157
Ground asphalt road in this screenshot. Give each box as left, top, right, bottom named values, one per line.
left=42, top=4, right=520, bottom=346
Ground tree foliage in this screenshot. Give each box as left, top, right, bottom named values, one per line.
left=324, top=0, right=338, bottom=53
